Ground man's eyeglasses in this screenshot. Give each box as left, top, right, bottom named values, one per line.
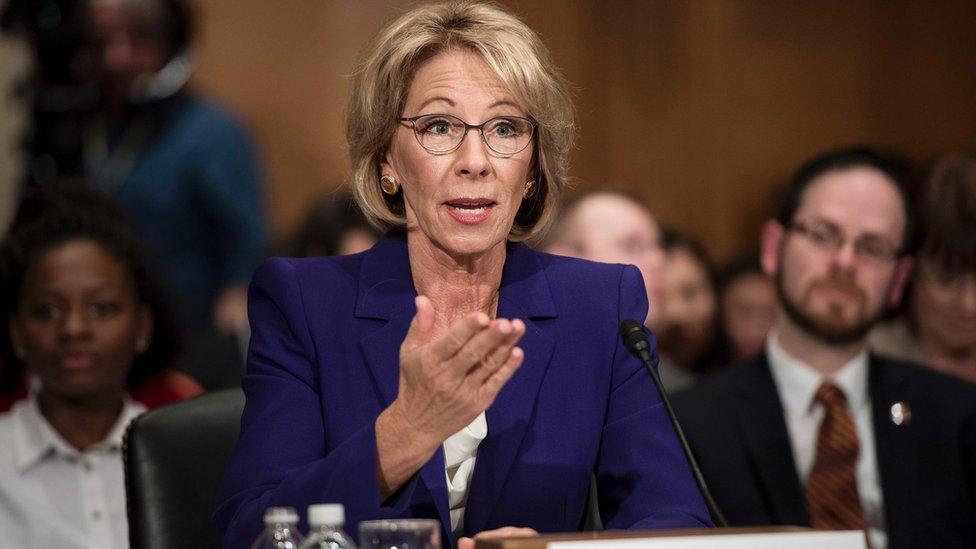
left=399, top=113, right=537, bottom=156
left=788, top=220, right=902, bottom=264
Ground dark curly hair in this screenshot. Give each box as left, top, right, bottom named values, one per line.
left=0, top=181, right=183, bottom=392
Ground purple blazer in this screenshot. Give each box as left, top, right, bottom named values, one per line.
left=214, top=235, right=711, bottom=547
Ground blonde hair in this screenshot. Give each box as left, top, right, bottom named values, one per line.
left=346, top=1, right=574, bottom=242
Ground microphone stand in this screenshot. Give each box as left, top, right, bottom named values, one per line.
left=620, top=320, right=728, bottom=527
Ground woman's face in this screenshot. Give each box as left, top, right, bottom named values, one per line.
left=382, top=48, right=535, bottom=258
left=913, top=259, right=976, bottom=354
left=8, top=239, right=152, bottom=400
left=658, top=248, right=718, bottom=369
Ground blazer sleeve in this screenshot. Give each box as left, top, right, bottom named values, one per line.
left=212, top=258, right=424, bottom=547
left=596, top=264, right=713, bottom=529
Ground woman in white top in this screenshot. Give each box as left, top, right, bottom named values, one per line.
left=0, top=183, right=184, bottom=549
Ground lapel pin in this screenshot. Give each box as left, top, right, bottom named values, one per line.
left=889, top=402, right=911, bottom=426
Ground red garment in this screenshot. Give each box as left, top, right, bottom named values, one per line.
left=0, top=369, right=204, bottom=413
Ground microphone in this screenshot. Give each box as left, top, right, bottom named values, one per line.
left=618, top=319, right=728, bottom=527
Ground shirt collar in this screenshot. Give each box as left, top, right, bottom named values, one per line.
left=11, top=396, right=147, bottom=473
left=766, top=329, right=870, bottom=418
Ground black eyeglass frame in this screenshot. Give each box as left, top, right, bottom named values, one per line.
left=398, top=113, right=538, bottom=156
left=787, top=220, right=903, bottom=264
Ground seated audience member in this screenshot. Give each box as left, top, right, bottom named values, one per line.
left=871, top=152, right=976, bottom=382
left=544, top=190, right=665, bottom=327
left=718, top=256, right=776, bottom=362
left=655, top=230, right=722, bottom=391
left=0, top=183, right=202, bottom=548
left=673, top=147, right=976, bottom=549
left=281, top=189, right=381, bottom=258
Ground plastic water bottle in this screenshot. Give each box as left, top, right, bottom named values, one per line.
left=299, top=504, right=355, bottom=549
left=251, top=507, right=305, bottom=549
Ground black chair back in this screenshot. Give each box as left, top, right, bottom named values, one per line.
left=124, top=389, right=244, bottom=549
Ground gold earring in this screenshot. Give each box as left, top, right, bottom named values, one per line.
left=380, top=175, right=400, bottom=195
left=523, top=180, right=537, bottom=199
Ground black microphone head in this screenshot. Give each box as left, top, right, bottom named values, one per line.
left=619, top=319, right=650, bottom=354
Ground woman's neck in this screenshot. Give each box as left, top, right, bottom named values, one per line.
left=408, top=236, right=506, bottom=331
left=37, top=390, right=126, bottom=453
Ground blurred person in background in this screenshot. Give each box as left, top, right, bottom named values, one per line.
left=674, top=147, right=976, bottom=549
left=871, top=152, right=976, bottom=382
left=655, top=230, right=722, bottom=391
left=281, top=189, right=381, bottom=258
left=82, top=0, right=267, bottom=336
left=719, top=256, right=776, bottom=363
left=0, top=183, right=201, bottom=548
left=544, top=190, right=666, bottom=328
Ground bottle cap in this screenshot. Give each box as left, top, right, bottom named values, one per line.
left=264, top=507, right=299, bottom=524
left=308, top=503, right=345, bottom=527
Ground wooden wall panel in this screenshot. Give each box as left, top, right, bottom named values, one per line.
left=189, top=0, right=976, bottom=262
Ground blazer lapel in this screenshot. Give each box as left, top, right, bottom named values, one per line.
left=463, top=243, right=557, bottom=535
left=354, top=235, right=451, bottom=534
left=356, top=235, right=415, bottom=407
left=733, top=353, right=810, bottom=525
left=868, top=356, right=917, bottom=546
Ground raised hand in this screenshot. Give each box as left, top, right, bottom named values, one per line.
left=375, top=295, right=526, bottom=497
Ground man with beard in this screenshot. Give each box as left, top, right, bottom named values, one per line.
left=673, top=147, right=976, bottom=549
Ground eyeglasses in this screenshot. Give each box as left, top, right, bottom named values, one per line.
left=398, top=113, right=537, bottom=156
left=789, top=220, right=901, bottom=264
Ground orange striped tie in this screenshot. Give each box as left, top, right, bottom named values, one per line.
left=804, top=382, right=866, bottom=529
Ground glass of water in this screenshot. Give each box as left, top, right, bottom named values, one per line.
left=358, top=519, right=441, bottom=549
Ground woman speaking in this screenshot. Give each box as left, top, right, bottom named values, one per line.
left=214, top=2, right=711, bottom=546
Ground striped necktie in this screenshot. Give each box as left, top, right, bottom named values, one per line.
left=804, top=382, right=866, bottom=529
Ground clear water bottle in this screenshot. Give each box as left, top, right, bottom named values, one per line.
left=251, top=507, right=305, bottom=549
left=299, top=504, right=355, bottom=549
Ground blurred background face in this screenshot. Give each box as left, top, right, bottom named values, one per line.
left=9, top=239, right=150, bottom=400
left=88, top=0, right=169, bottom=104
left=568, top=194, right=665, bottom=326
left=772, top=168, right=908, bottom=345
left=721, top=272, right=776, bottom=361
left=658, top=247, right=717, bottom=370
left=912, top=259, right=976, bottom=358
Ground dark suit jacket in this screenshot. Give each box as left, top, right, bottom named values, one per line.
left=214, top=235, right=711, bottom=548
left=673, top=352, right=976, bottom=549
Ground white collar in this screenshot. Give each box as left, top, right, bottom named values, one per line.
left=766, top=329, right=870, bottom=419
left=10, top=396, right=146, bottom=473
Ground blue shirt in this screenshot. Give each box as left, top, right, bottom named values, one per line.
left=88, top=92, right=268, bottom=329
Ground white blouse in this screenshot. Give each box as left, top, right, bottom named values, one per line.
left=0, top=396, right=146, bottom=549
left=443, top=411, right=487, bottom=539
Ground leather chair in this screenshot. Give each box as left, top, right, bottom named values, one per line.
left=124, top=388, right=244, bottom=549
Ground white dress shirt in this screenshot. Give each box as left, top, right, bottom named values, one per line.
left=443, top=411, right=487, bottom=539
left=766, top=331, right=886, bottom=549
left=0, top=396, right=146, bottom=549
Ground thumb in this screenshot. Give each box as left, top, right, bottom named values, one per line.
left=457, top=537, right=475, bottom=549
left=404, top=295, right=435, bottom=349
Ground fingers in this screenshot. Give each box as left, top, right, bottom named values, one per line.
left=473, top=527, right=540, bottom=540
left=459, top=528, right=538, bottom=549
left=481, top=345, right=524, bottom=398
left=468, top=319, right=525, bottom=384
left=403, top=296, right=436, bottom=350
left=428, top=310, right=490, bottom=360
